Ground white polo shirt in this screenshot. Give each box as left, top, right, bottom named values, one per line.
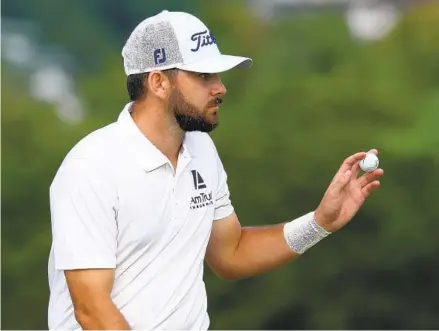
left=48, top=102, right=234, bottom=330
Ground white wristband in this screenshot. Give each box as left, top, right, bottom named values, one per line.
left=283, top=211, right=331, bottom=254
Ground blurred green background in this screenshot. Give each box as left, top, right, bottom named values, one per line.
left=2, top=0, right=439, bottom=329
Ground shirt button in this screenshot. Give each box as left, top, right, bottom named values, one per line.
left=175, top=200, right=180, bottom=205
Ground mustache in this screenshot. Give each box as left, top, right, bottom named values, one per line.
left=208, top=98, right=223, bottom=107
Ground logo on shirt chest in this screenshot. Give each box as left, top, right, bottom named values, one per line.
left=190, top=170, right=213, bottom=210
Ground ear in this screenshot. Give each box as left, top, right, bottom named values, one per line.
left=146, top=71, right=172, bottom=100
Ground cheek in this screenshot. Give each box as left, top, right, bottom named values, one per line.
left=186, top=92, right=209, bottom=110
left=176, top=80, right=210, bottom=109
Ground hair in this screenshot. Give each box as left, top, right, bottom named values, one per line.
left=127, top=69, right=178, bottom=101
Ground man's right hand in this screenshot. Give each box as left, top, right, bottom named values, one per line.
left=65, top=269, right=130, bottom=330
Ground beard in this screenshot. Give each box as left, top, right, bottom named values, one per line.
left=167, top=86, right=220, bottom=133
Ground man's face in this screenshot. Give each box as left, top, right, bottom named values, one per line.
left=167, top=71, right=226, bottom=133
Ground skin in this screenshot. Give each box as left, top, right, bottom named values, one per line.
left=65, top=269, right=130, bottom=329
left=65, top=69, right=384, bottom=329
left=130, top=70, right=226, bottom=168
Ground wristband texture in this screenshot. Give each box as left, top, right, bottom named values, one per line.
left=283, top=211, right=331, bottom=254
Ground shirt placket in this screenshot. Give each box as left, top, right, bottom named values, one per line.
left=172, top=149, right=192, bottom=221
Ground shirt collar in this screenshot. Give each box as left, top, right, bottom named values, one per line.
left=117, top=102, right=192, bottom=172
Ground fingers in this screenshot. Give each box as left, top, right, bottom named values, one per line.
left=333, top=149, right=381, bottom=194
left=351, top=161, right=361, bottom=180
left=330, top=168, right=351, bottom=195
left=361, top=180, right=380, bottom=198
left=344, top=149, right=379, bottom=177
left=358, top=168, right=384, bottom=187
left=340, top=152, right=367, bottom=173
left=332, top=152, right=367, bottom=193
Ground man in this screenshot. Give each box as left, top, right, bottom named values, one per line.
left=48, top=10, right=383, bottom=330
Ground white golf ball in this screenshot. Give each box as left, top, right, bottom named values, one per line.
left=360, top=152, right=379, bottom=172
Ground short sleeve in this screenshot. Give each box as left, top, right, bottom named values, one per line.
left=49, top=158, right=118, bottom=270
left=213, top=153, right=234, bottom=221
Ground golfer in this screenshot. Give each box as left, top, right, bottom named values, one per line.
left=48, top=10, right=383, bottom=330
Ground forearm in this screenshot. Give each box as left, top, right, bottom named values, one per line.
left=225, top=212, right=331, bottom=279
left=75, top=299, right=130, bottom=330
left=208, top=212, right=330, bottom=280
left=226, top=223, right=298, bottom=279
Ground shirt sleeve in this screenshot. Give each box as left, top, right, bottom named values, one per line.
left=49, top=157, right=118, bottom=270
left=213, top=152, right=234, bottom=221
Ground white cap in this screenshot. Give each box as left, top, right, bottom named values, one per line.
left=122, top=10, right=253, bottom=76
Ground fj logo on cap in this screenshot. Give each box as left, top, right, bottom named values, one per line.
left=153, top=48, right=167, bottom=65
left=190, top=30, right=217, bottom=52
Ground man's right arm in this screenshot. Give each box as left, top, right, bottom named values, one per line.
left=65, top=269, right=130, bottom=330
left=50, top=158, right=126, bottom=329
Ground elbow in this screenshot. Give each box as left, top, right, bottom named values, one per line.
left=74, top=307, right=92, bottom=328
left=211, top=266, right=247, bottom=281
left=73, top=301, right=100, bottom=328
left=215, top=272, right=238, bottom=281
left=208, top=253, right=249, bottom=281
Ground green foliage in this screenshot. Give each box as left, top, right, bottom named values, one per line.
left=2, top=1, right=439, bottom=329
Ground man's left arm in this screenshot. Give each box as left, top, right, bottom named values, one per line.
left=206, top=212, right=298, bottom=280
left=206, top=150, right=383, bottom=280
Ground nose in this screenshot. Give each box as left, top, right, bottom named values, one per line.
left=211, top=75, right=227, bottom=97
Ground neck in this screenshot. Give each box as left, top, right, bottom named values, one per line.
left=130, top=99, right=184, bottom=168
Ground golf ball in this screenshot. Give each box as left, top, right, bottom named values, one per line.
left=360, top=152, right=379, bottom=172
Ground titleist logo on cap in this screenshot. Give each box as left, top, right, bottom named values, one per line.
left=190, top=30, right=217, bottom=52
